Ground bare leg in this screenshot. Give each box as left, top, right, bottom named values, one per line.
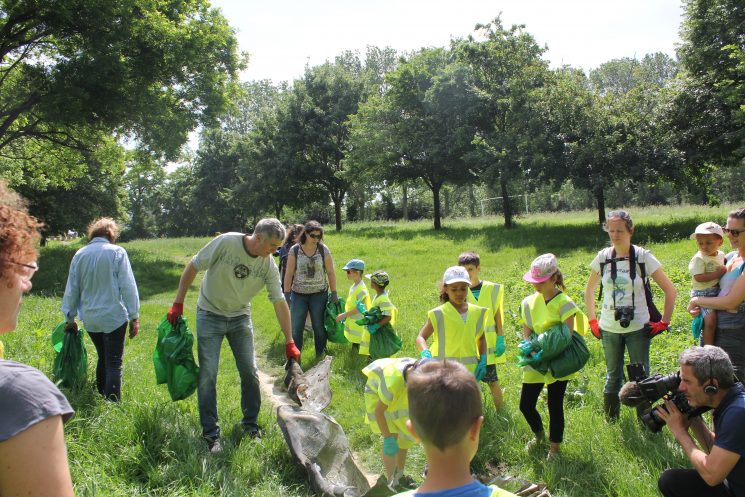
left=702, top=312, right=717, bottom=346
left=489, top=381, right=503, bottom=410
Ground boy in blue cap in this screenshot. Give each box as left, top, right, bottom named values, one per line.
left=336, top=259, right=373, bottom=355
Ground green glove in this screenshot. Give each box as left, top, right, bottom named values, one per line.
left=495, top=335, right=506, bottom=357
left=474, top=354, right=487, bottom=381
left=366, top=323, right=380, bottom=334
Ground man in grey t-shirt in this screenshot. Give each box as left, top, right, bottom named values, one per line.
left=167, top=218, right=301, bottom=453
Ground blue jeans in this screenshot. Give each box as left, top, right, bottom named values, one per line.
left=601, top=327, right=651, bottom=394
left=291, top=290, right=328, bottom=358
left=87, top=322, right=127, bottom=401
left=196, top=307, right=260, bottom=441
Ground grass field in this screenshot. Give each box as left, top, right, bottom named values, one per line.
left=4, top=204, right=740, bottom=497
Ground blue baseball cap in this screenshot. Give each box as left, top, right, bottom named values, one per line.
left=343, top=259, right=365, bottom=271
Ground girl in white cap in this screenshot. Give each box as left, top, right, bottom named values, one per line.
left=415, top=266, right=488, bottom=380
left=519, top=253, right=585, bottom=459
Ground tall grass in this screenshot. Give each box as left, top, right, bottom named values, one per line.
left=4, top=204, right=737, bottom=496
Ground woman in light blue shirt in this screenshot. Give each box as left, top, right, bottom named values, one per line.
left=61, top=218, right=139, bottom=401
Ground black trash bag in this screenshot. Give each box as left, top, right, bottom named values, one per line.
left=153, top=315, right=199, bottom=401
left=277, top=405, right=371, bottom=497
left=283, top=357, right=333, bottom=412
left=325, top=298, right=349, bottom=344
left=52, top=323, right=87, bottom=389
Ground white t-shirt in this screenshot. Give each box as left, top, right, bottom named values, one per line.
left=590, top=246, right=662, bottom=333
left=192, top=232, right=284, bottom=317
left=688, top=250, right=726, bottom=290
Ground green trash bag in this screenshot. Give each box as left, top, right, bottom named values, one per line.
left=516, top=324, right=572, bottom=374
left=52, top=321, right=88, bottom=388
left=324, top=297, right=348, bottom=344
left=153, top=315, right=199, bottom=401
left=368, top=324, right=402, bottom=360
left=549, top=332, right=590, bottom=378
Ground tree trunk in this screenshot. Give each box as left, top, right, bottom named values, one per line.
left=596, top=187, right=606, bottom=225
left=402, top=183, right=409, bottom=221
left=443, top=187, right=450, bottom=218
left=500, top=170, right=514, bottom=229
left=468, top=184, right=476, bottom=217
left=334, top=199, right=342, bottom=231
left=432, top=184, right=442, bottom=230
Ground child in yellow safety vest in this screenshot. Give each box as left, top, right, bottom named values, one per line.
left=416, top=266, right=488, bottom=380
left=519, top=253, right=587, bottom=460
left=362, top=357, right=421, bottom=489
left=365, top=270, right=397, bottom=336
left=391, top=360, right=519, bottom=497
left=336, top=259, right=373, bottom=355
left=459, top=251, right=506, bottom=409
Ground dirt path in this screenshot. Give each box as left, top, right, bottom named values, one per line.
left=256, top=368, right=379, bottom=488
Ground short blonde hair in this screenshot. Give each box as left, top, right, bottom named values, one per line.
left=87, top=217, right=120, bottom=242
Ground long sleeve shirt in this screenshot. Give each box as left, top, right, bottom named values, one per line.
left=61, top=237, right=139, bottom=333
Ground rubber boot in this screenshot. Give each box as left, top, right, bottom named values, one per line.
left=604, top=392, right=620, bottom=421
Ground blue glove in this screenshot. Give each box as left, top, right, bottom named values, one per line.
left=532, top=350, right=544, bottom=361
left=366, top=323, right=380, bottom=334
left=691, top=314, right=704, bottom=341
left=355, top=300, right=367, bottom=314
left=518, top=339, right=534, bottom=356
left=420, top=349, right=433, bottom=359
left=383, top=436, right=399, bottom=456
left=474, top=354, right=487, bottom=381
left=495, top=335, right=506, bottom=357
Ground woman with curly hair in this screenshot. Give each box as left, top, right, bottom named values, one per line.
left=0, top=182, right=75, bottom=496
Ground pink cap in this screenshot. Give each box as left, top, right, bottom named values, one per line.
left=523, top=253, right=558, bottom=283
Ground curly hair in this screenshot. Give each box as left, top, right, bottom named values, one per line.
left=0, top=182, right=41, bottom=280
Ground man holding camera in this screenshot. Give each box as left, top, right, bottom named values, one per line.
left=657, top=346, right=745, bottom=497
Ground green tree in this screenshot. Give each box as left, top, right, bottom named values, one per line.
left=283, top=56, right=366, bottom=230
left=123, top=150, right=166, bottom=240
left=457, top=18, right=550, bottom=228
left=349, top=47, right=478, bottom=229
left=673, top=0, right=745, bottom=168
left=0, top=0, right=243, bottom=160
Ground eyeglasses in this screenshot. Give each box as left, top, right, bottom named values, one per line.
left=2, top=259, right=39, bottom=281
left=308, top=233, right=322, bottom=240
left=345, top=269, right=352, bottom=274
left=724, top=228, right=745, bottom=236
left=607, top=210, right=631, bottom=219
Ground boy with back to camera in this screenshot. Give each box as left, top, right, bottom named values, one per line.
left=393, top=360, right=518, bottom=497
left=689, top=222, right=726, bottom=345
left=459, top=251, right=506, bottom=409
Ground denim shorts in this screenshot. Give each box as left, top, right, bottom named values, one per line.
left=691, top=286, right=719, bottom=318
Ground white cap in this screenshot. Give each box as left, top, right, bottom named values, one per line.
left=690, top=222, right=724, bottom=239
left=443, top=266, right=471, bottom=285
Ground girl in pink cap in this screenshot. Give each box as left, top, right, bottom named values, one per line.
left=519, top=253, right=585, bottom=459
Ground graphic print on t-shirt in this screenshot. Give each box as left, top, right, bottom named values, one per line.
left=234, top=264, right=249, bottom=279
left=612, top=275, right=630, bottom=307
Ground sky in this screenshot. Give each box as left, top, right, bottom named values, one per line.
left=209, top=0, right=685, bottom=83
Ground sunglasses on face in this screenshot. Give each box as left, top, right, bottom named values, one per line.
left=725, top=228, right=745, bottom=236
left=2, top=259, right=38, bottom=282
left=308, top=233, right=322, bottom=240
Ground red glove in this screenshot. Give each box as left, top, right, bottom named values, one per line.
left=589, top=319, right=601, bottom=339
left=648, top=321, right=670, bottom=337
left=167, top=303, right=184, bottom=325
left=129, top=319, right=139, bottom=339
left=285, top=341, right=301, bottom=362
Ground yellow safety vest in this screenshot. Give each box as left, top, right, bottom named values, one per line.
left=468, top=281, right=505, bottom=365
left=343, top=280, right=373, bottom=354
left=519, top=291, right=586, bottom=384
left=362, top=357, right=417, bottom=448
left=428, top=302, right=487, bottom=374
left=372, top=292, right=397, bottom=327
left=393, top=484, right=519, bottom=497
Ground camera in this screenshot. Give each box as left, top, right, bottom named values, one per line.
left=614, top=306, right=634, bottom=328
left=623, top=363, right=710, bottom=433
